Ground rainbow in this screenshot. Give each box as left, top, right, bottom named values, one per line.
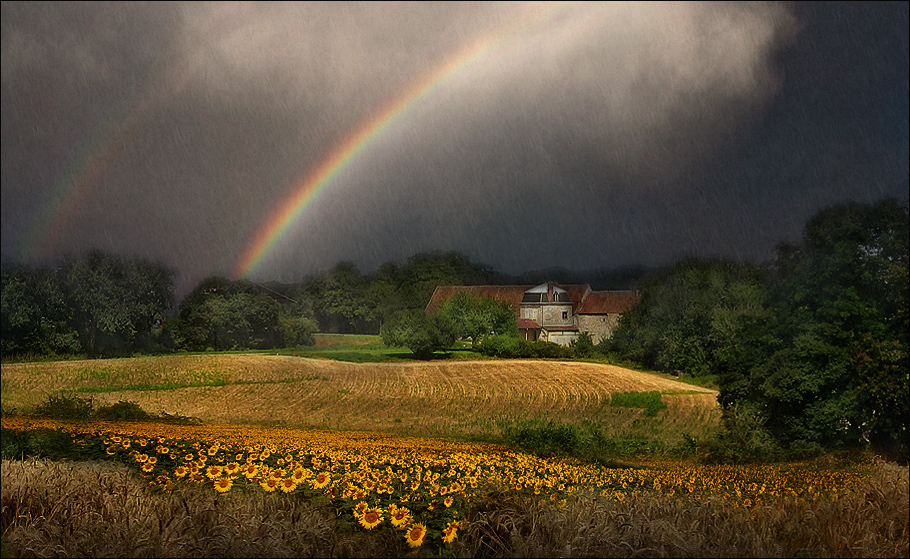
left=232, top=3, right=566, bottom=279
left=19, top=58, right=194, bottom=263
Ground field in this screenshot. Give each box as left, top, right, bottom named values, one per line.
left=1, top=345, right=907, bottom=557
left=0, top=351, right=719, bottom=445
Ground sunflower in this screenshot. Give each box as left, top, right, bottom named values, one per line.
left=174, top=466, right=188, bottom=478
left=224, top=462, right=240, bottom=476
left=390, top=507, right=412, bottom=529
left=312, top=472, right=331, bottom=489
left=243, top=464, right=259, bottom=479
left=214, top=477, right=233, bottom=493
left=279, top=478, right=298, bottom=493
left=358, top=507, right=384, bottom=530
left=405, top=523, right=427, bottom=548
left=141, top=462, right=155, bottom=473
left=442, top=521, right=459, bottom=544
left=206, top=465, right=223, bottom=480
left=443, top=496, right=454, bottom=508
left=353, top=501, right=369, bottom=517
left=260, top=478, right=279, bottom=492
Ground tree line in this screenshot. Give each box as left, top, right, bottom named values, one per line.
left=0, top=250, right=514, bottom=358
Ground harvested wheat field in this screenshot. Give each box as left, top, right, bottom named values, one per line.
left=1, top=354, right=719, bottom=442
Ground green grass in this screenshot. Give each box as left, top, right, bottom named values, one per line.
left=610, top=391, right=668, bottom=416
left=273, top=334, right=477, bottom=362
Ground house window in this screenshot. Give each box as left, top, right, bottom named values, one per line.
left=562, top=311, right=568, bottom=320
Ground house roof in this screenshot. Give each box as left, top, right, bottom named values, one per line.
left=425, top=283, right=639, bottom=315
left=577, top=290, right=641, bottom=314
left=517, top=318, right=540, bottom=329
left=425, top=285, right=533, bottom=314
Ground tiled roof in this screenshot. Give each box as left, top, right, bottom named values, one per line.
left=517, top=318, right=540, bottom=329
left=425, top=285, right=532, bottom=314
left=577, top=290, right=641, bottom=314
left=424, top=283, right=640, bottom=316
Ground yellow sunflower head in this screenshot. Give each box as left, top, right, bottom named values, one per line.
left=358, top=507, right=383, bottom=530
left=280, top=478, right=298, bottom=493
left=405, top=523, right=427, bottom=548
left=214, top=477, right=233, bottom=493
left=442, top=521, right=459, bottom=544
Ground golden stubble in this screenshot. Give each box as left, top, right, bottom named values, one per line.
left=2, top=355, right=719, bottom=441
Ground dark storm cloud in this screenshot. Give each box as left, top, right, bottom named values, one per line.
left=2, top=2, right=907, bottom=296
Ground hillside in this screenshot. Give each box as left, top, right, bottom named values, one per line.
left=1, top=354, right=719, bottom=443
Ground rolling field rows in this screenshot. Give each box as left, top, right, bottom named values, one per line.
left=1, top=354, right=720, bottom=442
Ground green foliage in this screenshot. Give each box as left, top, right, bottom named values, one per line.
left=60, top=250, right=175, bottom=357
left=379, top=309, right=456, bottom=359
left=747, top=199, right=909, bottom=458
left=1, top=263, right=81, bottom=359
left=474, top=335, right=572, bottom=359
left=0, top=427, right=88, bottom=461
left=503, top=418, right=581, bottom=456
left=175, top=277, right=311, bottom=351
left=94, top=400, right=151, bottom=421
left=609, top=258, right=774, bottom=380
left=278, top=314, right=318, bottom=346
left=435, top=291, right=517, bottom=346
left=32, top=395, right=95, bottom=420
left=2, top=251, right=175, bottom=358
left=610, top=391, right=667, bottom=416
left=608, top=199, right=908, bottom=461
left=700, top=403, right=784, bottom=464
left=569, top=331, right=595, bottom=357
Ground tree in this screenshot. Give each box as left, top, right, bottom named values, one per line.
left=175, top=277, right=303, bottom=351
left=609, top=258, right=774, bottom=383
left=434, top=292, right=517, bottom=347
left=59, top=250, right=174, bottom=356
left=301, top=262, right=377, bottom=333
left=1, top=263, right=80, bottom=357
left=745, top=199, right=909, bottom=456
left=379, top=309, right=456, bottom=359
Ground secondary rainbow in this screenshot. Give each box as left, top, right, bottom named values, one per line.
left=233, top=3, right=564, bottom=279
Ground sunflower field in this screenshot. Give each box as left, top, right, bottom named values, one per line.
left=3, top=415, right=901, bottom=557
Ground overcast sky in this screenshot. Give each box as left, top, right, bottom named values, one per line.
left=2, top=1, right=907, bottom=297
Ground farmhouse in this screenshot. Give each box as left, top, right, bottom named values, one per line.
left=425, top=282, right=640, bottom=345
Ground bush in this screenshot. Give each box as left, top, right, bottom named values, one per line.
left=95, top=400, right=151, bottom=421
left=504, top=418, right=581, bottom=456
left=32, top=395, right=94, bottom=420
left=380, top=310, right=456, bottom=359
left=701, top=403, right=783, bottom=463
left=476, top=336, right=573, bottom=359
left=570, top=332, right=595, bottom=357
